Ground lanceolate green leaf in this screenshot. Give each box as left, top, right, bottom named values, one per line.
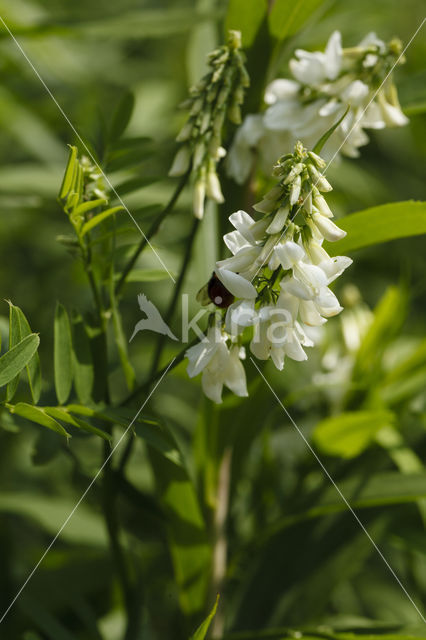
left=54, top=303, right=73, bottom=404
left=71, top=314, right=94, bottom=405
left=6, top=301, right=22, bottom=400
left=268, top=0, right=325, bottom=42
left=14, top=305, right=42, bottom=403
left=313, top=410, right=396, bottom=459
left=8, top=402, right=69, bottom=439
left=74, top=198, right=107, bottom=216
left=189, top=594, right=219, bottom=640
left=0, top=334, right=40, bottom=388
left=59, top=145, right=78, bottom=201
left=80, top=206, right=124, bottom=236
left=326, top=201, right=426, bottom=255
left=44, top=406, right=110, bottom=441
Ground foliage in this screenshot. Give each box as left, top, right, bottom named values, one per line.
left=0, top=1, right=425, bottom=639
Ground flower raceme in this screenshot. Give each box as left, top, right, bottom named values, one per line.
left=186, top=141, right=352, bottom=403
left=169, top=30, right=249, bottom=219
left=227, top=31, right=408, bottom=184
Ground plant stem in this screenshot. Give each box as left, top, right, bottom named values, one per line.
left=210, top=447, right=232, bottom=639
left=149, top=216, right=200, bottom=377
left=114, top=171, right=190, bottom=296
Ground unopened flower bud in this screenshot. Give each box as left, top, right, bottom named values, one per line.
left=206, top=170, right=224, bottom=204
left=266, top=206, right=289, bottom=234
left=284, top=162, right=304, bottom=185
left=169, top=146, right=191, bottom=176
left=193, top=178, right=206, bottom=219
left=289, top=175, right=301, bottom=205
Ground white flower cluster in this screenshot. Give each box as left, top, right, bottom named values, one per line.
left=227, top=31, right=408, bottom=184
left=186, top=141, right=352, bottom=403
left=169, top=30, right=249, bottom=218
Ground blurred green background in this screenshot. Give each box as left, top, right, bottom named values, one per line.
left=0, top=0, right=425, bottom=639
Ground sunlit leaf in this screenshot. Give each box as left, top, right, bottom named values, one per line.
left=268, top=0, right=326, bottom=42
left=54, top=302, right=73, bottom=404
left=225, top=0, right=267, bottom=47
left=326, top=201, right=426, bottom=255
left=0, top=334, right=40, bottom=388
left=189, top=594, right=219, bottom=640
left=8, top=402, right=69, bottom=438
left=71, top=314, right=94, bottom=405
left=313, top=410, right=396, bottom=458
left=80, top=206, right=124, bottom=236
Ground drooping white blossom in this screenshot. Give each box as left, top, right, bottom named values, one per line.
left=187, top=141, right=353, bottom=402
left=227, top=31, right=408, bottom=184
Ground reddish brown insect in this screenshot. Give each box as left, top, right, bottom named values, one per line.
left=207, top=273, right=235, bottom=308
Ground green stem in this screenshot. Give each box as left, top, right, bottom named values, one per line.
left=114, top=171, right=190, bottom=296
left=149, top=216, right=200, bottom=378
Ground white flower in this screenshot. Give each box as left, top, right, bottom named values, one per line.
left=289, top=30, right=342, bottom=85
left=309, top=211, right=347, bottom=242
left=216, top=267, right=257, bottom=299
left=186, top=326, right=248, bottom=403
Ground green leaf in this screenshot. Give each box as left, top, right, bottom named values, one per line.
left=268, top=0, right=325, bottom=42
left=8, top=402, right=70, bottom=438
left=109, top=91, right=135, bottom=141
left=148, top=440, right=211, bottom=616
left=134, top=420, right=183, bottom=467
left=313, top=106, right=350, bottom=154
left=313, top=410, right=396, bottom=459
left=74, top=198, right=107, bottom=216
left=353, top=287, right=407, bottom=382
left=71, top=314, right=94, bottom=405
left=6, top=300, right=22, bottom=400
left=44, top=406, right=111, bottom=441
left=54, top=303, right=73, bottom=404
left=13, top=304, right=42, bottom=403
left=0, top=334, right=40, bottom=388
left=110, top=288, right=136, bottom=391
left=224, top=0, right=267, bottom=47
left=59, top=145, right=78, bottom=201
left=80, top=206, right=124, bottom=236
left=325, top=201, right=426, bottom=256
left=189, top=594, right=220, bottom=640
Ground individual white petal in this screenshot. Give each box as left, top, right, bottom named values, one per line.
left=264, top=78, right=300, bottom=105
left=313, top=192, right=333, bottom=218
left=223, top=230, right=251, bottom=255
left=319, top=98, right=341, bottom=117
left=318, top=255, right=353, bottom=283
left=270, top=345, right=286, bottom=370
left=226, top=115, right=264, bottom=184
left=361, top=101, right=386, bottom=129
left=315, top=287, right=343, bottom=317
left=274, top=240, right=305, bottom=270
left=290, top=51, right=327, bottom=85
left=217, top=246, right=260, bottom=273
left=225, top=299, right=257, bottom=334
left=229, top=210, right=257, bottom=242
left=293, top=262, right=328, bottom=297
left=377, top=92, right=409, bottom=127
left=280, top=275, right=312, bottom=301
left=299, top=299, right=326, bottom=326
left=202, top=367, right=224, bottom=403
left=223, top=346, right=248, bottom=397
left=341, top=80, right=369, bottom=107
left=324, top=31, right=342, bottom=80
left=206, top=171, right=224, bottom=203
left=284, top=330, right=308, bottom=361
left=216, top=268, right=257, bottom=299
left=312, top=212, right=347, bottom=242
left=193, top=179, right=206, bottom=219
